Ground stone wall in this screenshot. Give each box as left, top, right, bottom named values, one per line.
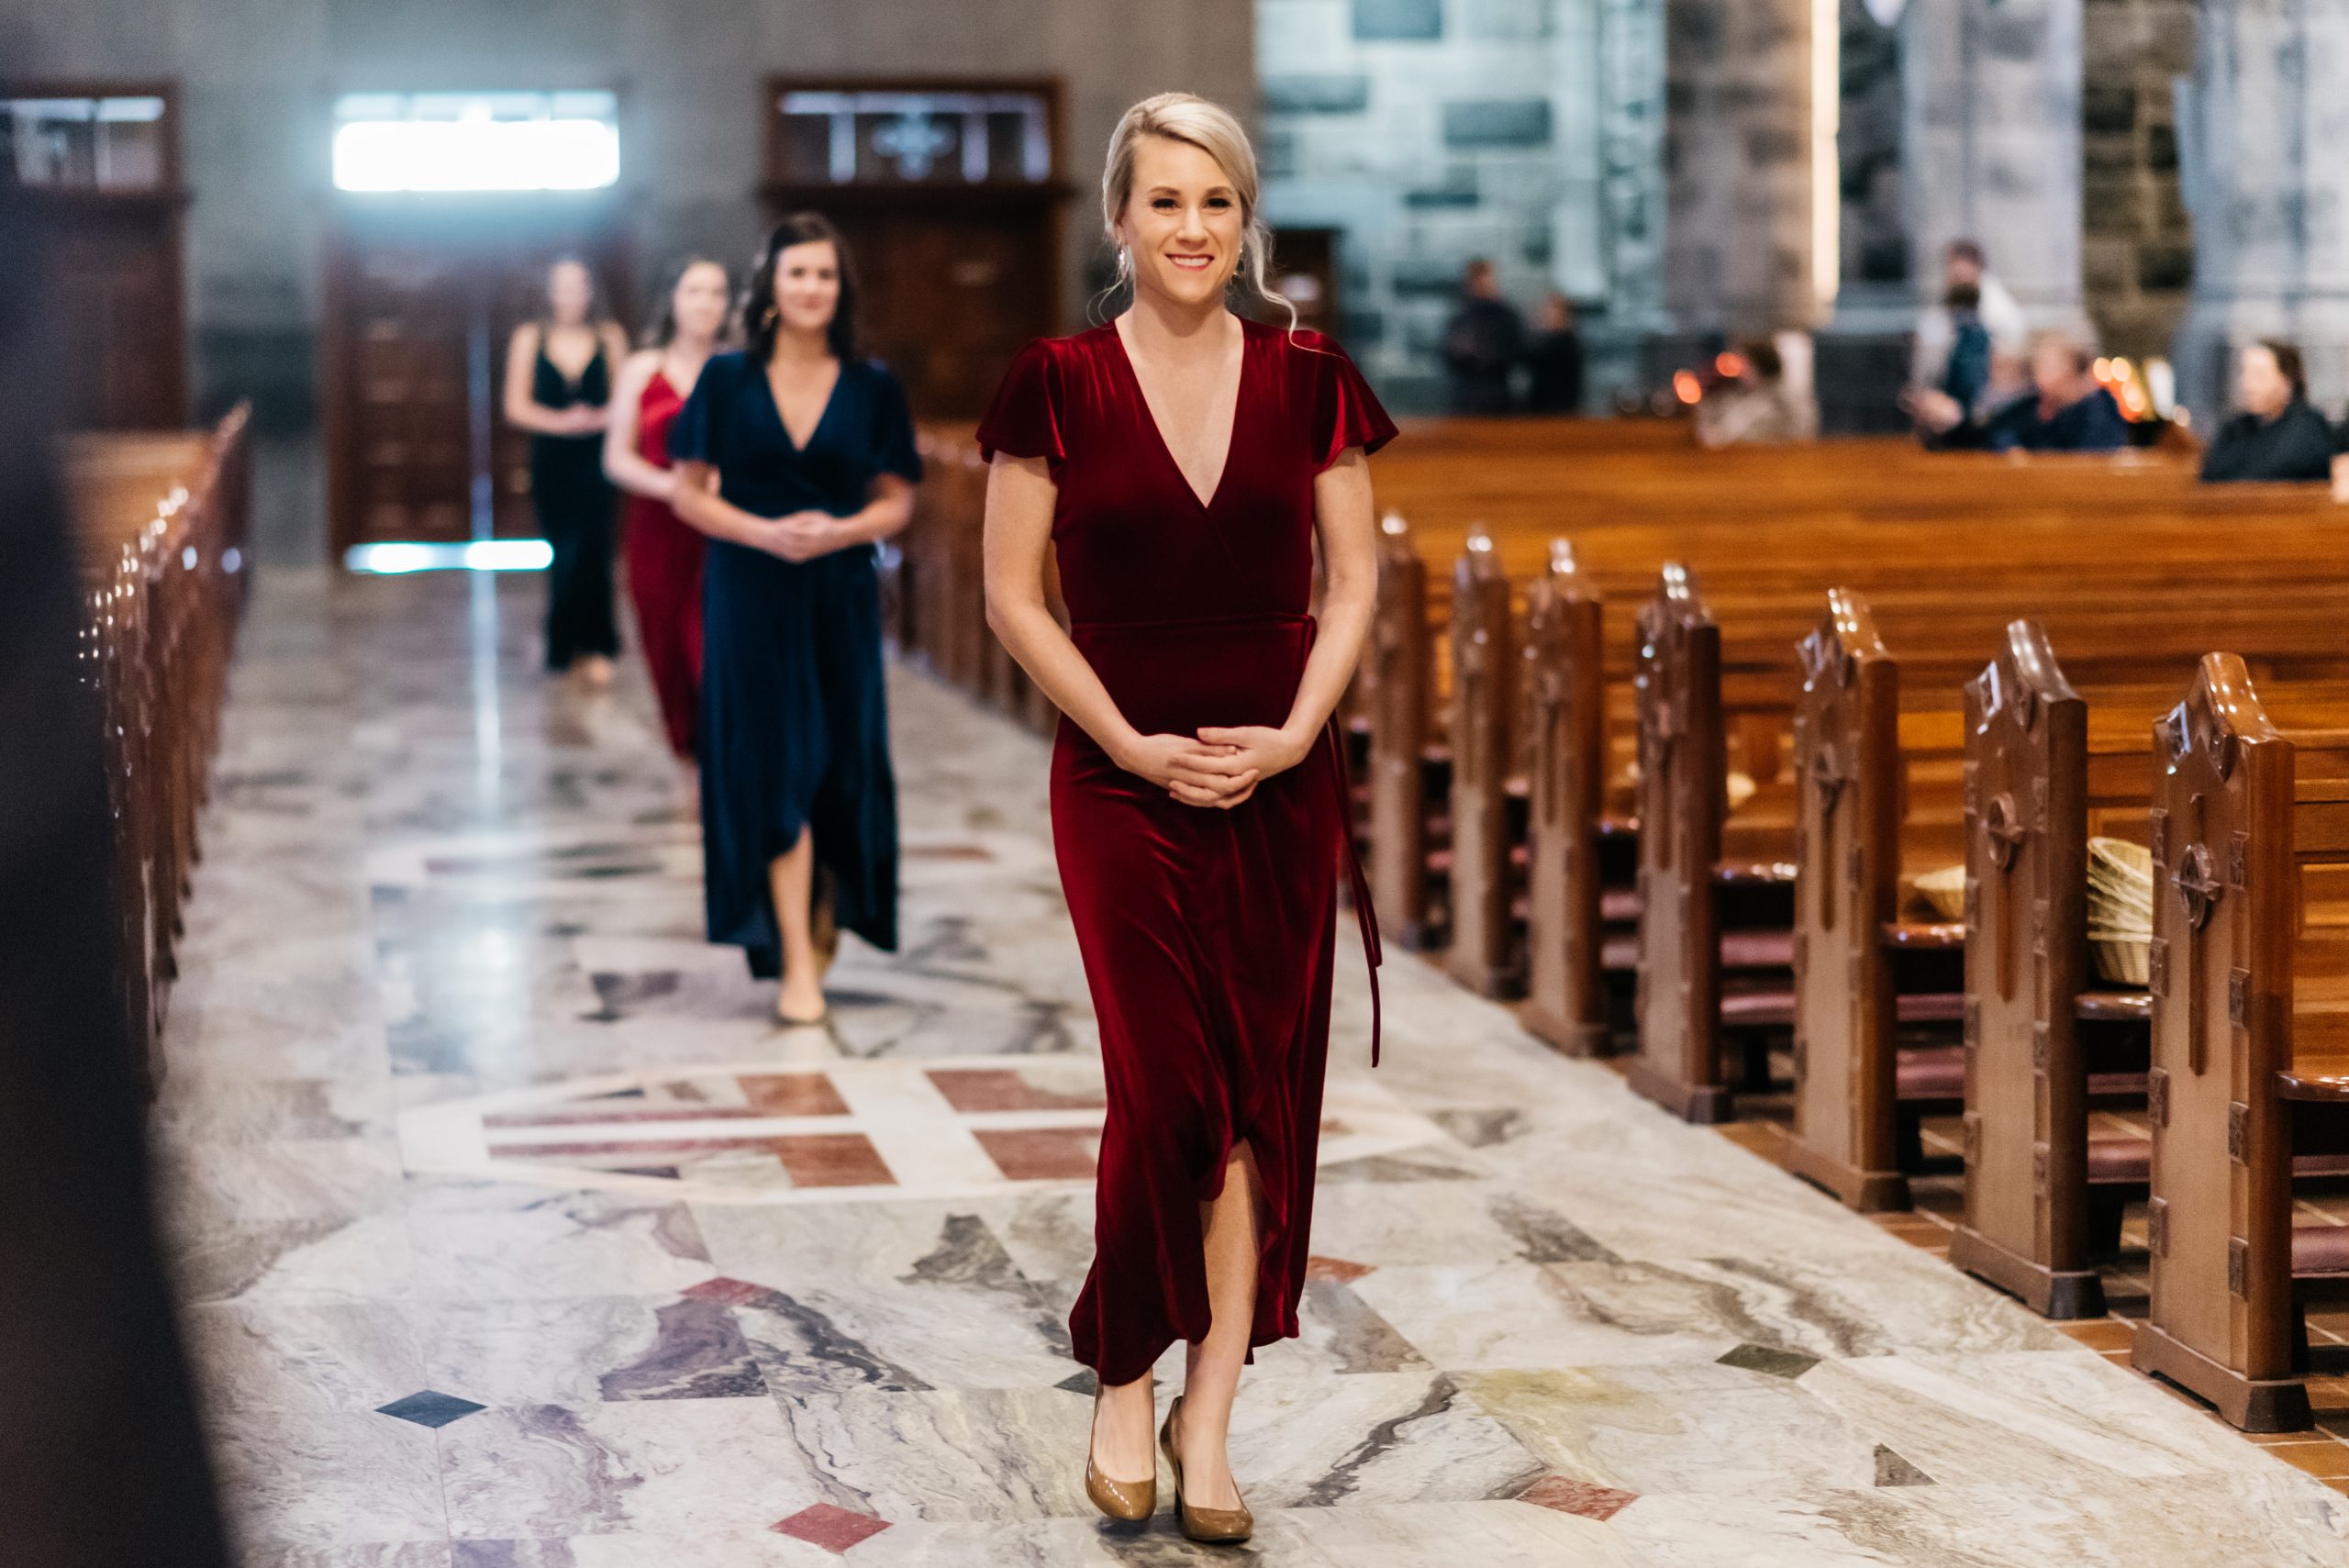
left=1663, top=0, right=1818, bottom=336
left=1259, top=0, right=1666, bottom=410
left=2079, top=0, right=2194, bottom=361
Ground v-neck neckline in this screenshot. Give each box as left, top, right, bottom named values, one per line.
left=763, top=355, right=843, bottom=453
left=1108, top=316, right=1248, bottom=512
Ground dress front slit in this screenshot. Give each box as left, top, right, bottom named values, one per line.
left=975, top=320, right=1397, bottom=1385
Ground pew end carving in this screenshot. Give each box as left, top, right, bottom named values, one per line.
left=1520, top=539, right=1611, bottom=1055
left=1626, top=563, right=1732, bottom=1122
left=1781, top=590, right=1910, bottom=1210
left=1444, top=528, right=1521, bottom=997
left=1368, top=511, right=1439, bottom=949
left=2128, top=655, right=2334, bottom=1429
left=1946, top=621, right=2114, bottom=1316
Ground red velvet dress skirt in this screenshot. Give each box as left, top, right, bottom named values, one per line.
left=977, top=320, right=1395, bottom=1385
left=622, top=369, right=705, bottom=759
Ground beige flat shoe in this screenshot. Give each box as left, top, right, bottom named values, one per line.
left=1161, top=1395, right=1252, bottom=1544
left=1084, top=1386, right=1155, bottom=1523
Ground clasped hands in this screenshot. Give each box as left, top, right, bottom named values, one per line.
left=1118, top=726, right=1314, bottom=810
left=752, top=509, right=854, bottom=563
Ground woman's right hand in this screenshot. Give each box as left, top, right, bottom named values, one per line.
left=1114, top=732, right=1260, bottom=808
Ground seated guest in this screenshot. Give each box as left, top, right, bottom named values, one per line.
left=2199, top=339, right=2335, bottom=483
left=1441, top=258, right=1524, bottom=415
left=1976, top=332, right=2129, bottom=453
left=1694, top=339, right=1813, bottom=448
left=1523, top=292, right=1585, bottom=414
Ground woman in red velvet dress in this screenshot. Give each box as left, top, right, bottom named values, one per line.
left=979, top=93, right=1391, bottom=1544
left=605, top=257, right=730, bottom=785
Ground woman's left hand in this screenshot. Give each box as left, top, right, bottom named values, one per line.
left=766, top=510, right=848, bottom=562
left=1191, top=725, right=1315, bottom=808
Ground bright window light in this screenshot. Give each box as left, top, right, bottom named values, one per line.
left=345, top=539, right=554, bottom=574
left=332, top=91, right=618, bottom=193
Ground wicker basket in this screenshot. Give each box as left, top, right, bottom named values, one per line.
left=2089, top=933, right=2152, bottom=987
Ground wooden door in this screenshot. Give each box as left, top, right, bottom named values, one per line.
left=761, top=79, right=1070, bottom=421
left=806, top=195, right=1058, bottom=418
left=323, top=206, right=629, bottom=552
left=3, top=83, right=187, bottom=429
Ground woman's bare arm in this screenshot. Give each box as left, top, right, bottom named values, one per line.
left=983, top=453, right=1252, bottom=806
left=602, top=351, right=675, bottom=501
left=1196, top=447, right=1379, bottom=793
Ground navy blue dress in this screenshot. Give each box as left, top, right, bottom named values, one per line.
left=667, top=351, right=923, bottom=976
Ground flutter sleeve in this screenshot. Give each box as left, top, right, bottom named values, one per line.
left=975, top=339, right=1065, bottom=466
left=1308, top=336, right=1399, bottom=472
left=666, top=350, right=734, bottom=468
left=869, top=364, right=924, bottom=483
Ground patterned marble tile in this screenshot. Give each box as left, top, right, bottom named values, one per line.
left=204, top=1407, right=446, bottom=1551
left=404, top=1187, right=716, bottom=1301
left=184, top=1300, right=424, bottom=1412
left=438, top=1399, right=827, bottom=1539
left=417, top=1296, right=766, bottom=1405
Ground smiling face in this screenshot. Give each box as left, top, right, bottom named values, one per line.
left=670, top=261, right=730, bottom=345
left=769, top=240, right=841, bottom=339
left=547, top=260, right=596, bottom=326
left=1115, top=134, right=1245, bottom=310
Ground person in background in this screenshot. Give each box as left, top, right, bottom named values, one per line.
left=1911, top=239, right=2027, bottom=395
left=504, top=257, right=632, bottom=686
left=1441, top=258, right=1523, bottom=415
left=2199, top=339, right=2335, bottom=483
left=1522, top=292, right=1585, bottom=414
left=1970, top=332, right=2129, bottom=453
left=605, top=256, right=731, bottom=789
left=1694, top=339, right=1811, bottom=448
left=667, top=215, right=920, bottom=1027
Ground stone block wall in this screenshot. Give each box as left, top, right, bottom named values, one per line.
left=2079, top=0, right=2195, bottom=361
left=1260, top=0, right=1665, bottom=411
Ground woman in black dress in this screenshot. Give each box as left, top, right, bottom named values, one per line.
left=667, top=215, right=921, bottom=1025
left=503, top=256, right=631, bottom=684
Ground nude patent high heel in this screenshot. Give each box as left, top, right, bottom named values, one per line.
left=1084, top=1386, right=1155, bottom=1523
left=1160, top=1395, right=1252, bottom=1544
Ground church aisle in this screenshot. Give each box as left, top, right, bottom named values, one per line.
left=158, top=571, right=2349, bottom=1566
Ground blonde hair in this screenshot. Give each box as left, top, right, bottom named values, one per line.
left=1100, top=92, right=1294, bottom=330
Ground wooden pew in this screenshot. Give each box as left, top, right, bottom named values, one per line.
left=1442, top=530, right=1520, bottom=995
left=1518, top=541, right=1612, bottom=1054
left=60, top=406, right=253, bottom=1088
left=2131, top=654, right=2349, bottom=1429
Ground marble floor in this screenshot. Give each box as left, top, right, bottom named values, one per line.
left=158, top=568, right=2349, bottom=1566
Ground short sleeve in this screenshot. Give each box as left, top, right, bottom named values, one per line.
left=666, top=351, right=735, bottom=468
left=975, top=339, right=1065, bottom=465
left=868, top=364, right=924, bottom=483
left=1308, top=338, right=1399, bottom=471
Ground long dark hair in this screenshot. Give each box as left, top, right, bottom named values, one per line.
left=743, top=213, right=859, bottom=363
left=640, top=254, right=730, bottom=350
left=2258, top=338, right=2309, bottom=404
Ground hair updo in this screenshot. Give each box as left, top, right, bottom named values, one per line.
left=1099, top=93, right=1292, bottom=330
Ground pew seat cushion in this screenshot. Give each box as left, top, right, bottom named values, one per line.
left=1599, top=930, right=1794, bottom=971
left=1601, top=887, right=1641, bottom=923
left=1895, top=1046, right=1965, bottom=1101
left=1721, top=991, right=1793, bottom=1027
left=1882, top=921, right=1965, bottom=950
left=2085, top=1136, right=2151, bottom=1184
left=2291, top=1224, right=2349, bottom=1281
left=1894, top=993, right=1965, bottom=1024
left=2076, top=989, right=2154, bottom=1023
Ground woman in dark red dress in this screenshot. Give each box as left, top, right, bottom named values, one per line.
left=605, top=256, right=729, bottom=785
left=978, top=93, right=1391, bottom=1543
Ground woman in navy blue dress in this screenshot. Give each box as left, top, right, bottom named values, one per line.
left=668, top=215, right=921, bottom=1024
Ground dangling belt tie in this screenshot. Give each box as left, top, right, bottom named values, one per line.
left=1322, top=715, right=1383, bottom=1067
